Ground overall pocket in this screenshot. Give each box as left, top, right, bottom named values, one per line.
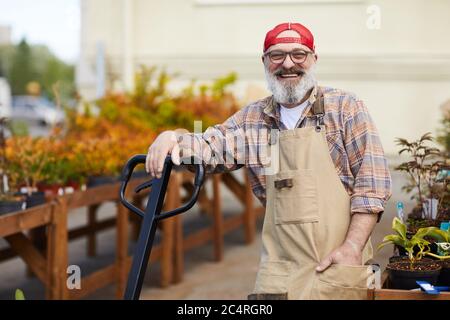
left=311, top=264, right=372, bottom=300
left=274, top=169, right=319, bottom=225
left=252, top=260, right=292, bottom=298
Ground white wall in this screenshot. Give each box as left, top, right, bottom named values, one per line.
left=77, top=0, right=450, bottom=155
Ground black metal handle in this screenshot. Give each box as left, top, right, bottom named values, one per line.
left=119, top=154, right=148, bottom=218
left=119, top=155, right=205, bottom=219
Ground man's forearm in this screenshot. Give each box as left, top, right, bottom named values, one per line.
left=344, top=213, right=378, bottom=252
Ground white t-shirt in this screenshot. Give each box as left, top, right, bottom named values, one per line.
left=280, top=100, right=309, bottom=130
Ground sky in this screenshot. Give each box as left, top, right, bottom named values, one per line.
left=0, top=0, right=80, bottom=63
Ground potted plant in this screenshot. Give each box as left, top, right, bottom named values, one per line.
left=395, top=133, right=449, bottom=233
left=378, top=217, right=442, bottom=289
left=0, top=118, right=24, bottom=215
left=425, top=225, right=450, bottom=286
left=6, top=136, right=49, bottom=208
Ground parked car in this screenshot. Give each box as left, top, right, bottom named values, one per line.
left=12, top=96, right=65, bottom=126
left=0, top=78, right=12, bottom=119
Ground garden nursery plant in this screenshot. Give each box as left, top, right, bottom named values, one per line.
left=395, top=132, right=450, bottom=233
left=378, top=217, right=445, bottom=289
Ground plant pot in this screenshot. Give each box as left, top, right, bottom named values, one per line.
left=65, top=181, right=81, bottom=191
left=0, top=200, right=25, bottom=216
left=389, top=256, right=433, bottom=264
left=437, top=260, right=450, bottom=286
left=87, top=176, right=117, bottom=188
left=24, top=191, right=46, bottom=208
left=37, top=183, right=63, bottom=197
left=387, top=261, right=442, bottom=290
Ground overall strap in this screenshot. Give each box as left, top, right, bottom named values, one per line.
left=312, top=89, right=324, bottom=116
left=312, top=89, right=325, bottom=129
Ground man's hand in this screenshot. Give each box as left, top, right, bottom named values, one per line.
left=145, top=130, right=181, bottom=179
left=315, top=240, right=363, bottom=272
left=315, top=213, right=378, bottom=272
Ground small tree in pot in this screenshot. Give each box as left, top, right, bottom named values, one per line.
left=0, top=118, right=24, bottom=215
left=395, top=133, right=449, bottom=232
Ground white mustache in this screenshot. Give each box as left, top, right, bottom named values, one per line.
left=265, top=66, right=316, bottom=105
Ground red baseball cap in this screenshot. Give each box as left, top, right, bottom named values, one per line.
left=264, top=22, right=315, bottom=53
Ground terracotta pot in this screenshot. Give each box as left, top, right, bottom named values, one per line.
left=37, top=183, right=63, bottom=197
left=65, top=181, right=81, bottom=191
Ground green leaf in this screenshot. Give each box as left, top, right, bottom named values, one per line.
left=414, top=227, right=440, bottom=239
left=392, top=217, right=407, bottom=239
left=427, top=229, right=449, bottom=242
left=377, top=235, right=405, bottom=251
left=15, top=289, right=25, bottom=300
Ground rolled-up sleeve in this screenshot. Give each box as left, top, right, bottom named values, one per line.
left=343, top=96, right=392, bottom=217
left=177, top=110, right=247, bottom=174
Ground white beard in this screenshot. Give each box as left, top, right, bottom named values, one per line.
left=264, top=65, right=317, bottom=105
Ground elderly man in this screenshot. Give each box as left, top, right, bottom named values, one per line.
left=145, top=22, right=392, bottom=300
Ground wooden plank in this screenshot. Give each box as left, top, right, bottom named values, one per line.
left=0, top=204, right=53, bottom=237
left=212, top=174, right=224, bottom=262
left=64, top=178, right=147, bottom=209
left=115, top=203, right=129, bottom=299
left=87, top=204, right=99, bottom=257
left=4, top=232, right=48, bottom=286
left=221, top=173, right=245, bottom=204
left=183, top=227, right=214, bottom=252
left=373, top=288, right=450, bottom=300
left=182, top=215, right=244, bottom=252
left=174, top=215, right=183, bottom=284
left=52, top=197, right=69, bottom=299
left=68, top=264, right=116, bottom=300
left=68, top=217, right=116, bottom=240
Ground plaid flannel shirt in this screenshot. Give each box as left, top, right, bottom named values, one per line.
left=178, top=86, right=392, bottom=216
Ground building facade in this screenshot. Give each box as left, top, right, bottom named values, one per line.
left=77, top=0, right=450, bottom=155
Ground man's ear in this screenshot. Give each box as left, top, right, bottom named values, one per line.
left=261, top=55, right=265, bottom=64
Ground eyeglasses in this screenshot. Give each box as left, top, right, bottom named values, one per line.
left=264, top=49, right=313, bottom=65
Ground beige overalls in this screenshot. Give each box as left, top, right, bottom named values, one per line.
left=250, top=90, right=373, bottom=300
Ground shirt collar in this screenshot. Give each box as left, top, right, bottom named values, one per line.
left=263, top=85, right=319, bottom=121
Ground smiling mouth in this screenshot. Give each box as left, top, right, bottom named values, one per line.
left=276, top=71, right=305, bottom=79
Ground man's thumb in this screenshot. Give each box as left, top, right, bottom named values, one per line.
left=316, top=255, right=332, bottom=273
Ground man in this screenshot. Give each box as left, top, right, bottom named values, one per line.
left=145, top=22, right=392, bottom=300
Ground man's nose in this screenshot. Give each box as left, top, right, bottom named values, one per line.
left=282, top=54, right=296, bottom=69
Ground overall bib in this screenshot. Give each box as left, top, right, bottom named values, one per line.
left=250, top=91, right=373, bottom=300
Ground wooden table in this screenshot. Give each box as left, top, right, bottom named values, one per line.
left=368, top=270, right=450, bottom=300
left=0, top=202, right=66, bottom=299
